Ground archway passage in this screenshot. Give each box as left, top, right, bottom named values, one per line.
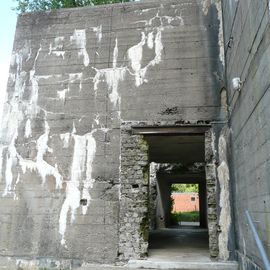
left=153, top=172, right=208, bottom=230
left=119, top=125, right=218, bottom=261
left=145, top=134, right=210, bottom=261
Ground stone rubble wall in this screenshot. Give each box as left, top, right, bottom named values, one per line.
left=119, top=122, right=149, bottom=260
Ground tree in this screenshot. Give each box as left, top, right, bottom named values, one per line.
left=171, top=184, right=199, bottom=193
left=13, top=0, right=133, bottom=13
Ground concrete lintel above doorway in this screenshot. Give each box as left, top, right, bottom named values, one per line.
left=131, top=125, right=210, bottom=135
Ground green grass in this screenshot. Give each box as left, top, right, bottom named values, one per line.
left=171, top=211, right=199, bottom=223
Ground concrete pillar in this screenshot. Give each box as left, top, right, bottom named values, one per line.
left=149, top=163, right=158, bottom=230
left=156, top=181, right=166, bottom=229
left=156, top=176, right=171, bottom=228
left=199, top=182, right=207, bottom=228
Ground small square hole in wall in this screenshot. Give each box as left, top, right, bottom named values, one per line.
left=191, top=197, right=195, bottom=201
left=80, top=199, right=87, bottom=206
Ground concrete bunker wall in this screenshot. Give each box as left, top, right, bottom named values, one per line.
left=222, top=0, right=270, bottom=269
left=0, top=0, right=227, bottom=266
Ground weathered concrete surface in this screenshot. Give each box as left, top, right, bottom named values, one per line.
left=222, top=0, right=270, bottom=269
left=0, top=0, right=225, bottom=267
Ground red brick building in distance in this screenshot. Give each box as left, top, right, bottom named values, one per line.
left=171, top=193, right=199, bottom=212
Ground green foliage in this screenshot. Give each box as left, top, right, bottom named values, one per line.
left=171, top=211, right=199, bottom=224
left=171, top=183, right=199, bottom=193
left=13, top=0, right=133, bottom=13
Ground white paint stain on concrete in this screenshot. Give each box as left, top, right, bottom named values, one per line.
left=52, top=51, right=66, bottom=58
left=217, top=134, right=231, bottom=261
left=2, top=78, right=25, bottom=142
left=92, top=11, right=184, bottom=103
left=59, top=125, right=98, bottom=246
left=94, top=114, right=100, bottom=125
left=127, top=12, right=183, bottom=87
left=20, top=121, right=63, bottom=188
left=202, top=0, right=211, bottom=15
left=3, top=132, right=18, bottom=197
left=150, top=29, right=163, bottom=65
left=113, top=38, right=118, bottom=69
left=127, top=28, right=164, bottom=87
left=28, top=45, right=43, bottom=117
left=147, top=32, right=154, bottom=49
left=49, top=36, right=65, bottom=59
left=1, top=47, right=29, bottom=144
left=93, top=39, right=127, bottom=106
left=216, top=1, right=225, bottom=65
left=59, top=132, right=85, bottom=246
left=24, top=119, right=32, bottom=138
left=13, top=173, right=20, bottom=200
left=69, top=73, right=83, bottom=91
left=16, top=259, right=39, bottom=270
left=60, top=133, right=71, bottom=148
left=0, top=43, right=66, bottom=200
left=29, top=70, right=40, bottom=115
left=92, top=25, right=102, bottom=42
left=57, top=88, right=69, bottom=100
left=0, top=46, right=31, bottom=197
left=8, top=73, right=16, bottom=83
left=81, top=133, right=96, bottom=215
left=70, top=29, right=89, bottom=67
left=10, top=41, right=32, bottom=72
left=0, top=45, right=32, bottom=196
left=93, top=67, right=127, bottom=106
left=0, top=146, right=4, bottom=182
left=0, top=7, right=187, bottom=249
left=57, top=72, right=83, bottom=101
left=28, top=74, right=54, bottom=116
left=128, top=32, right=147, bottom=87
left=136, top=10, right=184, bottom=28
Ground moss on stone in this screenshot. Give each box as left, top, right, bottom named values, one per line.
left=140, top=217, right=149, bottom=242
left=138, top=136, right=149, bottom=152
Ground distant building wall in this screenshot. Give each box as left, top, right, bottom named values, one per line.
left=222, top=0, right=270, bottom=269
left=172, top=192, right=199, bottom=213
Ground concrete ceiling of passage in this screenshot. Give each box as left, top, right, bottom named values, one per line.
left=145, top=135, right=205, bottom=165
left=157, top=172, right=205, bottom=184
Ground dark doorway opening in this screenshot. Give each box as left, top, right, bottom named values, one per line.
left=144, top=133, right=210, bottom=260
left=119, top=124, right=219, bottom=261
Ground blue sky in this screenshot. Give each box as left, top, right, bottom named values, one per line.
left=0, top=0, right=17, bottom=120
